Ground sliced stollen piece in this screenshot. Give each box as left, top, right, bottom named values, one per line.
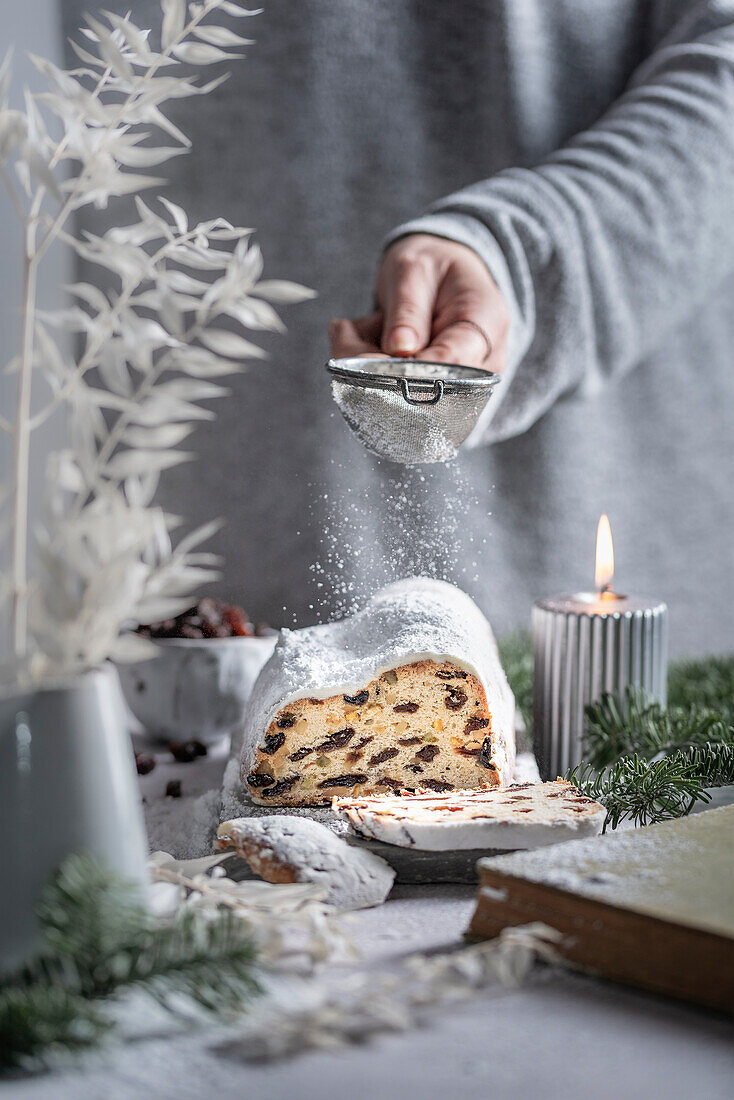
left=332, top=781, right=606, bottom=851
left=216, top=816, right=395, bottom=910
left=239, top=578, right=515, bottom=806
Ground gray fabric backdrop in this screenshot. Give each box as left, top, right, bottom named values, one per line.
left=57, top=0, right=734, bottom=655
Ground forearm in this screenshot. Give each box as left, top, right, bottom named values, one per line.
left=386, top=2, right=734, bottom=441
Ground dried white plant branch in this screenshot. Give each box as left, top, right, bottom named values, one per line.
left=217, top=923, right=563, bottom=1062
left=0, top=0, right=314, bottom=681
left=146, top=853, right=561, bottom=1060
left=148, top=852, right=358, bottom=972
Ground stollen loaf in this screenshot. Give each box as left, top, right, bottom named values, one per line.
left=239, top=578, right=515, bottom=806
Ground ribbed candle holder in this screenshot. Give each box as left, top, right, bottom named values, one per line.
left=532, top=594, right=668, bottom=780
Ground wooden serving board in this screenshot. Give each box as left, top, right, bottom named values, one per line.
left=219, top=727, right=537, bottom=883
left=468, top=805, right=734, bottom=1013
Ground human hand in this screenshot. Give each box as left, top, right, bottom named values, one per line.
left=329, top=234, right=508, bottom=371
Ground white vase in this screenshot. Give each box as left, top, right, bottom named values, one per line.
left=0, top=665, right=149, bottom=970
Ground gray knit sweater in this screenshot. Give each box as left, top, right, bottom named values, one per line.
left=386, top=1, right=734, bottom=446
left=62, top=0, right=734, bottom=654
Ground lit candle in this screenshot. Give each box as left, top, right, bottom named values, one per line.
left=532, top=516, right=668, bottom=779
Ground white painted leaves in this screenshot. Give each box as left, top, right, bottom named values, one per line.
left=200, top=329, right=267, bottom=359
left=1, top=0, right=314, bottom=680
left=162, top=0, right=187, bottom=51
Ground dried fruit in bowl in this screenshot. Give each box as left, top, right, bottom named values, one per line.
left=136, top=597, right=273, bottom=639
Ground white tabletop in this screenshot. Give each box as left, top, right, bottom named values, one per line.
left=5, top=744, right=733, bottom=1100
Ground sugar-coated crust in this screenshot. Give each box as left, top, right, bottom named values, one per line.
left=239, top=579, right=515, bottom=806
left=216, top=815, right=395, bottom=909
left=332, top=781, right=606, bottom=851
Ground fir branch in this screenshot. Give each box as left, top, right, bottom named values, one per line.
left=667, top=654, right=734, bottom=719
left=0, top=854, right=260, bottom=1071
left=568, top=742, right=734, bottom=831
left=112, top=909, right=261, bottom=1017
left=0, top=985, right=110, bottom=1072
left=681, top=741, right=734, bottom=786
left=567, top=754, right=709, bottom=831
left=583, top=688, right=733, bottom=771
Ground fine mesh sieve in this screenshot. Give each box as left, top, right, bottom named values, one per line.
left=327, top=357, right=501, bottom=465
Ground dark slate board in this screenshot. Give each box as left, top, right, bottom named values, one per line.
left=219, top=726, right=538, bottom=884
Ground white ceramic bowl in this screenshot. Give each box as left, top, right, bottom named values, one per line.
left=116, top=634, right=277, bottom=743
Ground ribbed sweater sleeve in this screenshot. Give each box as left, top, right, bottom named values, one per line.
left=384, top=3, right=734, bottom=443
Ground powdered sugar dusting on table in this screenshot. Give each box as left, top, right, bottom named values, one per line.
left=239, top=577, right=514, bottom=776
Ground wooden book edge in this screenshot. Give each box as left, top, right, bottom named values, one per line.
left=468, top=868, right=734, bottom=1014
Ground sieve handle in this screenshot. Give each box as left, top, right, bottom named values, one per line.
left=399, top=378, right=444, bottom=406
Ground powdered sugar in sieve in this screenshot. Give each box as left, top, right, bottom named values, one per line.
left=327, top=358, right=500, bottom=465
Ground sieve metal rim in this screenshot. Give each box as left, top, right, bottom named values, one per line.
left=326, top=357, right=500, bottom=405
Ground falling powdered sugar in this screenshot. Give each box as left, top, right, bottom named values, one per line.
left=308, top=463, right=489, bottom=621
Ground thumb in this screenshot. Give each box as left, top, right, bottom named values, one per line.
left=380, top=254, right=436, bottom=357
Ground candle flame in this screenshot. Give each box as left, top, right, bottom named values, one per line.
left=595, top=514, right=614, bottom=592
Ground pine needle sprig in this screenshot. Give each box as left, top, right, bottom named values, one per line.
left=0, top=985, right=110, bottom=1071
left=0, top=855, right=261, bottom=1071
left=681, top=741, right=734, bottom=786
left=492, top=639, right=734, bottom=831
left=582, top=689, right=662, bottom=768
left=568, top=742, right=734, bottom=831
left=567, top=754, right=709, bottom=831
left=667, top=654, right=734, bottom=718
left=118, top=909, right=261, bottom=1017
left=583, top=689, right=733, bottom=771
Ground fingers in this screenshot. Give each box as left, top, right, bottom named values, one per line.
left=329, top=312, right=384, bottom=358
left=425, top=284, right=509, bottom=372
left=421, top=320, right=492, bottom=368
left=379, top=251, right=436, bottom=357
left=329, top=236, right=509, bottom=372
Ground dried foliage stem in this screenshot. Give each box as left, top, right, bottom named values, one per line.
left=0, top=0, right=314, bottom=679
left=35, top=0, right=218, bottom=259
left=0, top=159, right=24, bottom=224
left=30, top=226, right=202, bottom=430
left=12, top=236, right=39, bottom=656
left=8, top=51, right=108, bottom=657
left=74, top=316, right=206, bottom=515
